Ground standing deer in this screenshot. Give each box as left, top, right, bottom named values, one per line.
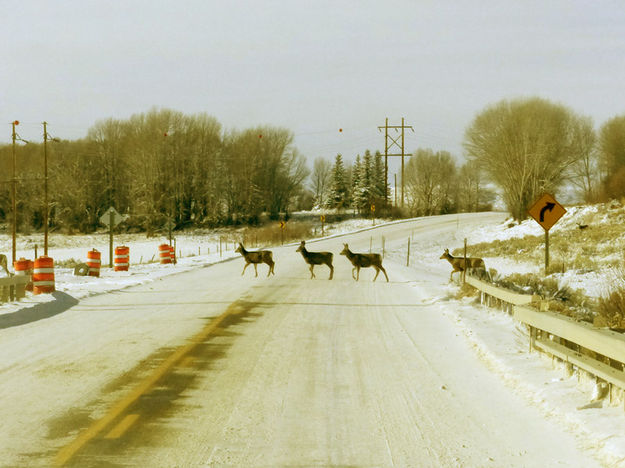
left=235, top=243, right=275, bottom=277
left=439, top=248, right=486, bottom=281
left=340, top=243, right=388, bottom=282
left=296, top=240, right=334, bottom=280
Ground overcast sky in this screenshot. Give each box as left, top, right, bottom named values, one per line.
left=2, top=0, right=625, bottom=176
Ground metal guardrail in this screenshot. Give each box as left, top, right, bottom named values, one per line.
left=0, top=275, right=30, bottom=303
left=465, top=274, right=625, bottom=395
left=465, top=275, right=540, bottom=306
left=514, top=305, right=625, bottom=391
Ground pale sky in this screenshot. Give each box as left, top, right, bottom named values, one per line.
left=2, top=0, right=625, bottom=177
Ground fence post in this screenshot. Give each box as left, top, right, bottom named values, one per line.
left=382, top=237, right=385, bottom=258
left=463, top=238, right=467, bottom=284
left=406, top=238, right=410, bottom=267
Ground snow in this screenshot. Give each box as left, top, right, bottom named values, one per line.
left=1, top=211, right=624, bottom=465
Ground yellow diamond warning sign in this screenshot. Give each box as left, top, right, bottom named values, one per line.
left=528, top=193, right=566, bottom=231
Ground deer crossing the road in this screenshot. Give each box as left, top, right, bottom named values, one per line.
left=439, top=248, right=486, bottom=281
left=235, top=243, right=275, bottom=277
left=339, top=243, right=388, bottom=282
left=296, top=240, right=334, bottom=280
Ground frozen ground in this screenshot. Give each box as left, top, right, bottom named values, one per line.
left=1, top=211, right=624, bottom=466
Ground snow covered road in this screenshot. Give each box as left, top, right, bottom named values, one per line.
left=0, top=213, right=606, bottom=467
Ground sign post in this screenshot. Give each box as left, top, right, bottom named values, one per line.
left=165, top=218, right=176, bottom=246
left=528, top=194, right=566, bottom=273
left=99, top=206, right=126, bottom=268
left=320, top=214, right=325, bottom=236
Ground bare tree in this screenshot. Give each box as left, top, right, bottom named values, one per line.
left=569, top=116, right=598, bottom=202
left=464, top=97, right=594, bottom=221
left=311, top=157, right=332, bottom=208
left=598, top=115, right=625, bottom=200
left=405, top=149, right=457, bottom=216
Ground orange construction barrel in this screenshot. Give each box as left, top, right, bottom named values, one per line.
left=114, top=246, right=130, bottom=271
left=33, top=256, right=55, bottom=294
left=87, top=249, right=101, bottom=277
left=13, top=258, right=33, bottom=291
left=169, top=245, right=176, bottom=264
left=159, top=244, right=171, bottom=264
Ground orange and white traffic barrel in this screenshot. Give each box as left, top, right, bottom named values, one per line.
left=159, top=244, right=171, bottom=264
left=114, top=246, right=130, bottom=271
left=13, top=258, right=33, bottom=291
left=87, top=249, right=101, bottom=277
left=169, top=245, right=176, bottom=264
left=33, top=256, right=55, bottom=294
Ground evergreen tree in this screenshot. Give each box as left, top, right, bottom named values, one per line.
left=373, top=150, right=386, bottom=201
left=351, top=155, right=363, bottom=213
left=359, top=150, right=373, bottom=212
left=326, top=154, right=349, bottom=210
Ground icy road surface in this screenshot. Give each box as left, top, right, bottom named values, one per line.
left=0, top=213, right=603, bottom=467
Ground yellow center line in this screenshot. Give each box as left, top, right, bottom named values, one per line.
left=104, top=414, right=140, bottom=439
left=54, top=303, right=239, bottom=466
left=180, top=356, right=195, bottom=368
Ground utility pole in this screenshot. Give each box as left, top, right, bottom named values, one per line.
left=9, top=121, right=29, bottom=263
left=42, top=122, right=59, bottom=255
left=11, top=121, right=17, bottom=264
left=43, top=122, right=49, bottom=255
left=378, top=117, right=414, bottom=207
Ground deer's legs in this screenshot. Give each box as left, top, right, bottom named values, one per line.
left=379, top=265, right=389, bottom=282
left=253, top=264, right=258, bottom=277
left=268, top=261, right=275, bottom=276
left=328, top=264, right=334, bottom=280
left=241, top=262, right=250, bottom=276
left=309, top=265, right=315, bottom=279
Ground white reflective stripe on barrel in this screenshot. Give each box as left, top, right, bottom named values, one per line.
left=34, top=268, right=55, bottom=274
left=33, top=281, right=55, bottom=286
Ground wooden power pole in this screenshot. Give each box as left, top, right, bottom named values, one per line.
left=11, top=121, right=17, bottom=264
left=42, top=122, right=59, bottom=256
left=378, top=118, right=414, bottom=207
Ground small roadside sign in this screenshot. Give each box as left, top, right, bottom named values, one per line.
left=99, top=206, right=128, bottom=268
left=99, top=206, right=125, bottom=228
left=528, top=194, right=566, bottom=231
left=528, top=193, right=566, bottom=272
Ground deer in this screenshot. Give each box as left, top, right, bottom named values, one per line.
left=0, top=254, right=9, bottom=276
left=439, top=248, right=486, bottom=281
left=340, top=243, right=388, bottom=282
left=296, top=240, right=334, bottom=280
left=235, top=243, right=275, bottom=277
